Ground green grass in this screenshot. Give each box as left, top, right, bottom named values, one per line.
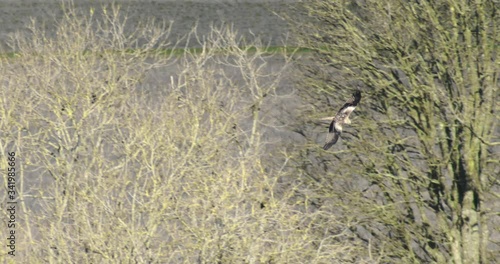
left=0, top=46, right=313, bottom=60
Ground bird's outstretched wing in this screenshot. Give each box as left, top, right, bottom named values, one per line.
left=323, top=121, right=341, bottom=150
left=323, top=91, right=361, bottom=150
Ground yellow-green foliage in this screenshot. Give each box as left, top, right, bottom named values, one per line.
left=293, top=0, right=499, bottom=263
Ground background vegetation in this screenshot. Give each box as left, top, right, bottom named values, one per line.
left=291, top=0, right=499, bottom=263
left=0, top=0, right=498, bottom=263
left=0, top=2, right=363, bottom=263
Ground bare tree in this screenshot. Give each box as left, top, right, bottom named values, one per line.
left=0, top=3, right=367, bottom=263
left=292, top=0, right=499, bottom=263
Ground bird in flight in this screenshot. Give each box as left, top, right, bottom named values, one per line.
left=323, top=91, right=362, bottom=150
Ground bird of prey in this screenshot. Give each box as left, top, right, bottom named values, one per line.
left=323, top=91, right=362, bottom=150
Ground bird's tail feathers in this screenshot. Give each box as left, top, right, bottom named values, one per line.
left=323, top=131, right=341, bottom=150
